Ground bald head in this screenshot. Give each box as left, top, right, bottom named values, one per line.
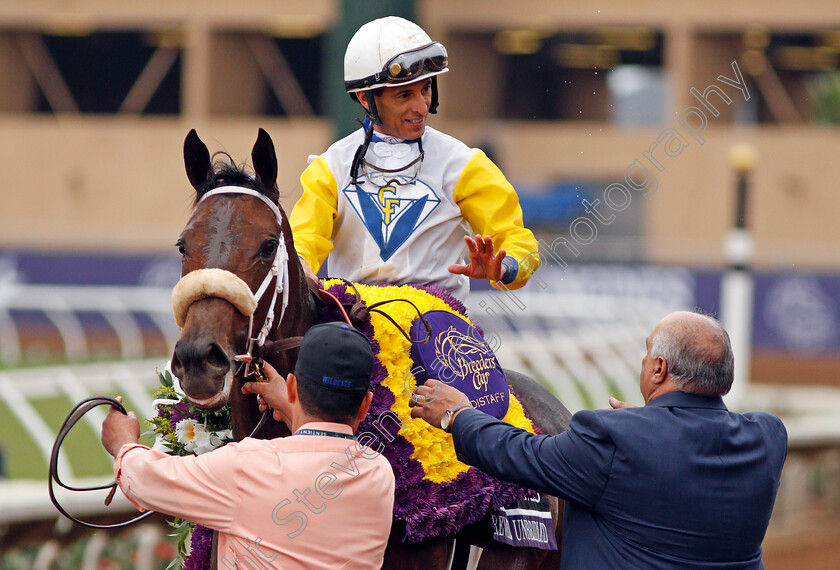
left=648, top=311, right=734, bottom=396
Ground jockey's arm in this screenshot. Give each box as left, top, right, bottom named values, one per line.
left=452, top=151, right=540, bottom=290
left=290, top=156, right=338, bottom=275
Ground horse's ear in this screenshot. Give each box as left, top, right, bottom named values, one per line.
left=184, top=129, right=212, bottom=191
left=252, top=128, right=278, bottom=191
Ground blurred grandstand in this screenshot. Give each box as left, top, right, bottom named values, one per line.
left=2, top=0, right=840, bottom=567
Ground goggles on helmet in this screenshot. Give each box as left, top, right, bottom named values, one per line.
left=346, top=42, right=448, bottom=91
left=384, top=42, right=448, bottom=83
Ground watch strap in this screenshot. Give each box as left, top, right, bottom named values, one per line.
left=444, top=403, right=473, bottom=432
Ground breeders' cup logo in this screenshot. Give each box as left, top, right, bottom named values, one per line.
left=343, top=180, right=440, bottom=261
left=410, top=311, right=510, bottom=419
left=434, top=326, right=496, bottom=392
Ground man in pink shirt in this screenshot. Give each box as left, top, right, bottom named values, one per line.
left=102, top=322, right=395, bottom=569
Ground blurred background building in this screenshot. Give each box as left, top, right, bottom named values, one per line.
left=1, top=1, right=840, bottom=567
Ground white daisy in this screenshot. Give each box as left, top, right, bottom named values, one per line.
left=189, top=423, right=220, bottom=455
left=174, top=418, right=199, bottom=449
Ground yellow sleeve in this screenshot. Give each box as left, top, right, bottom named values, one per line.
left=453, top=151, right=540, bottom=290
left=290, top=156, right=338, bottom=273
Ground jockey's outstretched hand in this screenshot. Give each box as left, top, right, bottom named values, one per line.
left=242, top=362, right=293, bottom=427
left=448, top=234, right=506, bottom=282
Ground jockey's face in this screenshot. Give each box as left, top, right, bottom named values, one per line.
left=360, top=79, right=432, bottom=140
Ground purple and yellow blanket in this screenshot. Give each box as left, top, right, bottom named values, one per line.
left=319, top=280, right=538, bottom=543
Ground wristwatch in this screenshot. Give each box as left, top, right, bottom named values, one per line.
left=441, top=403, right=473, bottom=432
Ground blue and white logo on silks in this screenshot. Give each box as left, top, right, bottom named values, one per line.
left=343, top=180, right=440, bottom=261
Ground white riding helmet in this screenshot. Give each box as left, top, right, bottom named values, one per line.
left=344, top=16, right=449, bottom=125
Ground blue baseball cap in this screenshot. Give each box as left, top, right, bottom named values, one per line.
left=294, top=322, right=374, bottom=393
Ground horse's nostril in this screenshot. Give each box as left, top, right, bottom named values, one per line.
left=206, top=342, right=230, bottom=371
left=171, top=344, right=186, bottom=377
left=172, top=339, right=230, bottom=377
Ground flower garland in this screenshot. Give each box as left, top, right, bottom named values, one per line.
left=320, top=281, right=538, bottom=542
left=148, top=365, right=233, bottom=570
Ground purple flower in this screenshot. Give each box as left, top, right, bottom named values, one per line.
left=169, top=400, right=200, bottom=432
left=184, top=524, right=214, bottom=570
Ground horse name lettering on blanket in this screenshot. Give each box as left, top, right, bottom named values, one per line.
left=491, top=493, right=558, bottom=550
left=492, top=514, right=513, bottom=540
left=512, top=519, right=550, bottom=543
left=490, top=515, right=552, bottom=547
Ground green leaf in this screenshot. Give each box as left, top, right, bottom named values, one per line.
left=156, top=368, right=173, bottom=388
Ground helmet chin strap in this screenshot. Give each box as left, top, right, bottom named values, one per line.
left=429, top=76, right=440, bottom=114
left=364, top=90, right=382, bottom=125
left=350, top=119, right=375, bottom=183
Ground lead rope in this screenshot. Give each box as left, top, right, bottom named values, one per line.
left=337, top=278, right=432, bottom=344
left=50, top=390, right=273, bottom=529
left=49, top=396, right=155, bottom=529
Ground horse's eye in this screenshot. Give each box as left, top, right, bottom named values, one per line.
left=176, top=239, right=186, bottom=256
left=259, top=239, right=278, bottom=259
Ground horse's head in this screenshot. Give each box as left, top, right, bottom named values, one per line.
left=170, top=129, right=316, bottom=414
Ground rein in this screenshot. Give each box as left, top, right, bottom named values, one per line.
left=49, top=396, right=155, bottom=529
left=49, top=393, right=277, bottom=529
left=327, top=278, right=432, bottom=344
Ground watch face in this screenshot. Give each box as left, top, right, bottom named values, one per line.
left=441, top=411, right=451, bottom=431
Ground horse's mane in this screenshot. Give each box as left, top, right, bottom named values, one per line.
left=193, top=152, right=280, bottom=207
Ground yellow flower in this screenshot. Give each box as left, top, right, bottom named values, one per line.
left=324, top=281, right=537, bottom=484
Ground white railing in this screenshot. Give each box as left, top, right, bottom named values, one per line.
left=0, top=358, right=164, bottom=484
left=0, top=283, right=177, bottom=364
left=0, top=359, right=168, bottom=567
left=467, top=291, right=673, bottom=411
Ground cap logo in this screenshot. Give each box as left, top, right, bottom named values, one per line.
left=321, top=376, right=353, bottom=389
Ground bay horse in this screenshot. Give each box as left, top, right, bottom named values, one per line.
left=171, top=128, right=571, bottom=569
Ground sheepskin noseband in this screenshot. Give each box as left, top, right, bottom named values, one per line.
left=172, top=268, right=257, bottom=328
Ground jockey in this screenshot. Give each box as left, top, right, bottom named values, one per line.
left=290, top=16, right=540, bottom=299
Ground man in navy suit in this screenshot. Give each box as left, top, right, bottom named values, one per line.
left=410, top=311, right=787, bottom=569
